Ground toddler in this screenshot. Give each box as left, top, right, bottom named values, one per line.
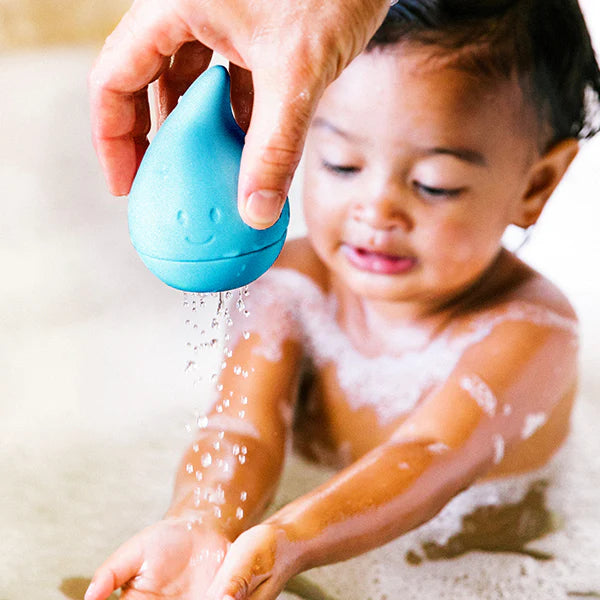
left=86, top=1, right=600, bottom=599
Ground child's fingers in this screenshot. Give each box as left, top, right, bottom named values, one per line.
left=206, top=532, right=279, bottom=600
left=85, top=540, right=144, bottom=600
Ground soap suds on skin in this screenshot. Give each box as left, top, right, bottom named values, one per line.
left=236, top=269, right=577, bottom=425
left=459, top=373, right=497, bottom=417
left=522, top=412, right=548, bottom=439
left=492, top=433, right=505, bottom=464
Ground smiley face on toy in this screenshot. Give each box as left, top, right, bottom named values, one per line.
left=128, top=66, right=290, bottom=292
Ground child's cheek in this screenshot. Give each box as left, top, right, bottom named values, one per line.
left=427, top=220, right=498, bottom=279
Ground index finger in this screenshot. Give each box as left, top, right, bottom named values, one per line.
left=88, top=1, right=197, bottom=195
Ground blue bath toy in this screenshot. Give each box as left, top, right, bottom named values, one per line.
left=128, top=65, right=290, bottom=292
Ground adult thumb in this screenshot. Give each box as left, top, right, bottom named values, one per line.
left=237, top=70, right=323, bottom=229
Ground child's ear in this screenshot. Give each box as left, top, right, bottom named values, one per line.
left=513, top=138, right=579, bottom=228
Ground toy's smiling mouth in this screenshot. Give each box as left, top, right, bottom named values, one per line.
left=185, top=234, right=215, bottom=246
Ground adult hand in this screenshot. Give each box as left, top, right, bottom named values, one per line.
left=84, top=518, right=230, bottom=600
left=88, top=0, right=391, bottom=229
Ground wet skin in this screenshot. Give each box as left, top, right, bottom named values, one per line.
left=86, top=44, right=580, bottom=600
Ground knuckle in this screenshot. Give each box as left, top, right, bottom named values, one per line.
left=229, top=574, right=251, bottom=598
left=259, top=142, right=303, bottom=173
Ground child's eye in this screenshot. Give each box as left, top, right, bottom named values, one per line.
left=413, top=181, right=464, bottom=200
left=321, top=160, right=361, bottom=176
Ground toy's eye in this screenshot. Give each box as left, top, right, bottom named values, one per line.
left=209, top=207, right=222, bottom=223
left=177, top=210, right=189, bottom=225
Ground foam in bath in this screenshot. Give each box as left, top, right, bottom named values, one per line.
left=128, top=65, right=290, bottom=292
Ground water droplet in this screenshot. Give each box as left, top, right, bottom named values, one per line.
left=215, top=404, right=223, bottom=413
left=212, top=441, right=220, bottom=451
left=243, top=310, right=250, bottom=317
left=185, top=319, right=191, bottom=326
left=240, top=491, right=247, bottom=502
left=242, top=370, right=249, bottom=378
left=238, top=455, right=246, bottom=464
left=243, top=330, right=250, bottom=340
left=241, top=445, right=247, bottom=455
left=211, top=318, right=219, bottom=329
left=184, top=361, right=197, bottom=373
left=236, top=507, right=244, bottom=520
left=226, top=349, right=233, bottom=357
left=216, top=383, right=224, bottom=392
left=197, top=416, right=209, bottom=428
left=195, top=471, right=203, bottom=481
left=210, top=338, right=218, bottom=348
left=201, top=453, right=212, bottom=468
left=193, top=443, right=200, bottom=452
left=225, top=291, right=232, bottom=299
left=243, top=287, right=250, bottom=297
left=232, top=444, right=240, bottom=456
left=213, top=506, right=222, bottom=519
left=217, top=431, right=225, bottom=439
left=223, top=398, right=230, bottom=408
left=224, top=333, right=231, bottom=341
left=186, top=463, right=194, bottom=473
left=233, top=365, right=242, bottom=375
left=186, top=521, right=193, bottom=531
left=241, top=396, right=248, bottom=405
left=184, top=423, right=192, bottom=433
left=226, top=318, right=233, bottom=327
left=238, top=410, right=245, bottom=418
left=221, top=361, right=227, bottom=370
left=210, top=373, right=218, bottom=382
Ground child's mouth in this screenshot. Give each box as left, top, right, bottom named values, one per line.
left=341, top=244, right=417, bottom=275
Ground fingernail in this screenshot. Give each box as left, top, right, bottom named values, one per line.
left=245, top=190, right=282, bottom=227
left=84, top=582, right=95, bottom=600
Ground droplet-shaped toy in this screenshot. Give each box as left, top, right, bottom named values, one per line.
left=128, top=65, right=290, bottom=292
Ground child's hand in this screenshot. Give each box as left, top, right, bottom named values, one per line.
left=206, top=523, right=298, bottom=600
left=85, top=517, right=230, bottom=600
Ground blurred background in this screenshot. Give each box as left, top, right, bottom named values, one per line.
left=0, top=2, right=598, bottom=599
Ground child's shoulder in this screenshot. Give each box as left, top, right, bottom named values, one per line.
left=457, top=252, right=578, bottom=333
left=272, top=237, right=330, bottom=292
left=497, top=255, right=576, bottom=318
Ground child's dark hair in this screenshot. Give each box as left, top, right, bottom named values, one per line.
left=369, top=0, right=600, bottom=147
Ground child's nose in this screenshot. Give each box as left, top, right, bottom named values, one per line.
left=351, top=183, right=414, bottom=232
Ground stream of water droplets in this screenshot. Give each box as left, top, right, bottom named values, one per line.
left=181, top=286, right=252, bottom=537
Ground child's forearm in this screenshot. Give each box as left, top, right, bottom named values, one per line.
left=263, top=437, right=483, bottom=570
left=165, top=427, right=287, bottom=541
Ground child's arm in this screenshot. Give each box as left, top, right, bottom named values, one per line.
left=206, top=315, right=577, bottom=600
left=166, top=332, right=304, bottom=538
left=86, top=326, right=304, bottom=600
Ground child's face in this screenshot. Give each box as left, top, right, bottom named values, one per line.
left=303, top=45, right=541, bottom=308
